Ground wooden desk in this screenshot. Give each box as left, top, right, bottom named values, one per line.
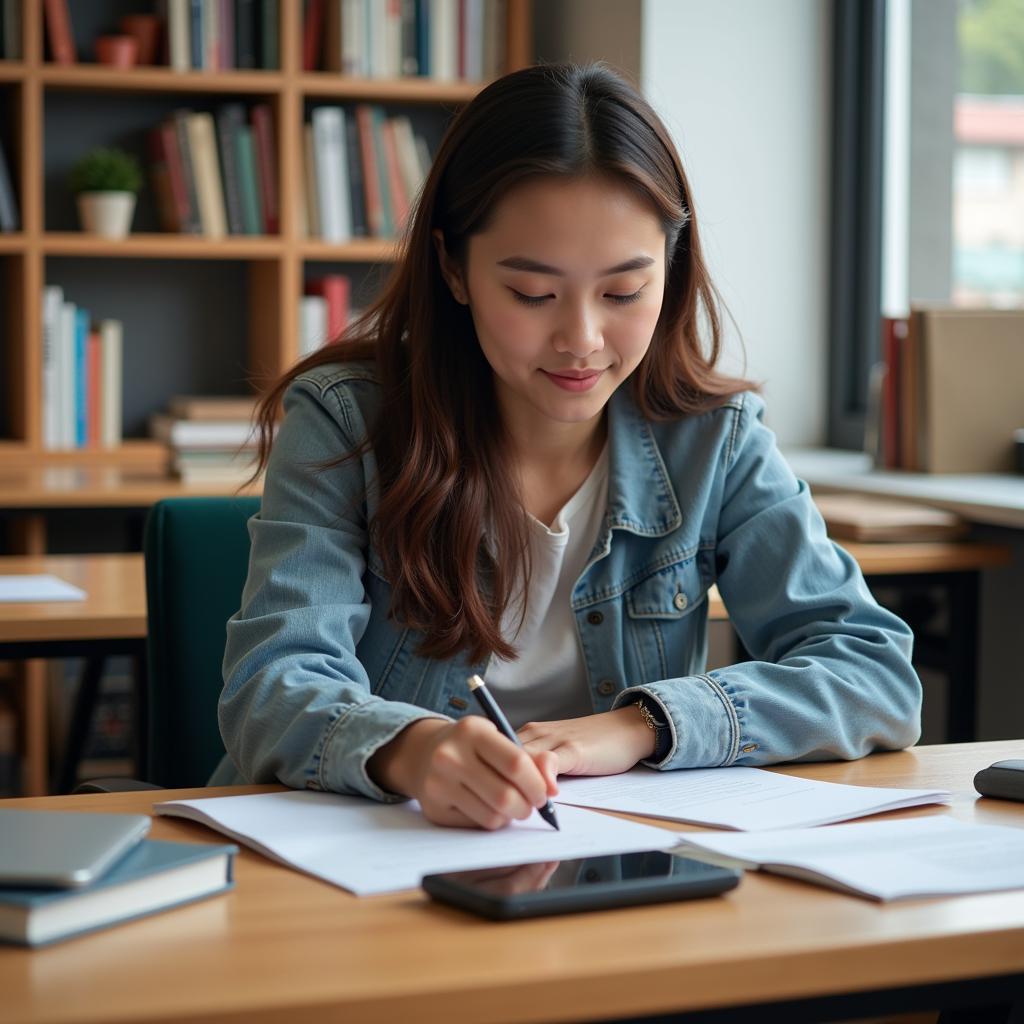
left=1, top=740, right=1022, bottom=1023
left=0, top=555, right=147, bottom=798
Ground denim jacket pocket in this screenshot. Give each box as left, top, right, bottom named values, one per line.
left=623, top=558, right=708, bottom=682
left=625, top=557, right=707, bottom=620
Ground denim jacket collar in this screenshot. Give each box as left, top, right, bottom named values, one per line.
left=605, top=386, right=682, bottom=539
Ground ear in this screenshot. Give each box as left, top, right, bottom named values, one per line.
left=431, top=229, right=469, bottom=305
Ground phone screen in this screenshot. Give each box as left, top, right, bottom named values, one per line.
left=433, top=851, right=708, bottom=896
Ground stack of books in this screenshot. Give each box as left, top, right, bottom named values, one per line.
left=0, top=809, right=236, bottom=947
left=40, top=286, right=123, bottom=451
left=299, top=273, right=355, bottom=355
left=302, top=104, right=431, bottom=242
left=306, top=0, right=508, bottom=80
left=150, top=394, right=261, bottom=485
left=148, top=103, right=278, bottom=237
left=873, top=308, right=1024, bottom=473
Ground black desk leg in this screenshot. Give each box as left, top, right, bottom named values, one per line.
left=946, top=571, right=980, bottom=743
left=57, top=656, right=106, bottom=794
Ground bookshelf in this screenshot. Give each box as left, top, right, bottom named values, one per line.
left=0, top=0, right=533, bottom=477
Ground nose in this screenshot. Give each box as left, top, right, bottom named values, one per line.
left=552, top=299, right=604, bottom=359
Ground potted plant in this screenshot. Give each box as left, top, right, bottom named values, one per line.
left=68, top=147, right=142, bottom=239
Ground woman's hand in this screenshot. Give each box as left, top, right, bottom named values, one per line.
left=518, top=706, right=656, bottom=776
left=368, top=716, right=559, bottom=830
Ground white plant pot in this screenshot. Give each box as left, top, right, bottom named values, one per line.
left=76, top=191, right=136, bottom=238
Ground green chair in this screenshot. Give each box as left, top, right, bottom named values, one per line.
left=142, top=495, right=260, bottom=788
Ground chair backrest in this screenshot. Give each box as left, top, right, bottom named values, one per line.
left=144, top=496, right=260, bottom=787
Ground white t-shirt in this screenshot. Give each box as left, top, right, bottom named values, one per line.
left=485, top=445, right=610, bottom=729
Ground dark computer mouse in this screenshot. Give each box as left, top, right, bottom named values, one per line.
left=974, top=759, right=1024, bottom=802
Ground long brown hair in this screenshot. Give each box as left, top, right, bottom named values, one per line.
left=253, top=62, right=754, bottom=663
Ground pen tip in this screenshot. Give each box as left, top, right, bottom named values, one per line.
left=467, top=674, right=484, bottom=691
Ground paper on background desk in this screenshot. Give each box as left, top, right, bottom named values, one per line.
left=155, top=791, right=679, bottom=895
left=554, top=767, right=950, bottom=831
left=0, top=574, right=86, bottom=603
left=675, top=816, right=1024, bottom=900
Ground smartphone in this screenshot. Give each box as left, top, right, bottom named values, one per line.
left=422, top=850, right=741, bottom=920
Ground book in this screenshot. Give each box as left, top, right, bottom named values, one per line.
left=150, top=414, right=258, bottom=448
left=185, top=111, right=228, bottom=238
left=676, top=816, right=1024, bottom=902
left=355, top=104, right=384, bottom=236
left=258, top=0, right=279, bottom=69
left=299, top=294, right=329, bottom=356
left=168, top=394, right=259, bottom=420
left=0, top=839, right=237, bottom=947
left=344, top=111, right=368, bottom=237
left=43, top=0, right=75, bottom=64
left=235, top=124, right=263, bottom=234
left=172, top=110, right=204, bottom=235
left=915, top=308, right=1024, bottom=473
left=41, top=285, right=63, bottom=450
left=235, top=0, right=257, bottom=68
left=302, top=123, right=320, bottom=238
left=86, top=327, right=101, bottom=447
left=305, top=274, right=350, bottom=340
left=311, top=106, right=351, bottom=243
left=812, top=493, right=967, bottom=542
left=0, top=139, right=19, bottom=232
left=166, top=0, right=191, bottom=71
left=99, top=318, right=123, bottom=447
left=251, top=103, right=279, bottom=234
left=302, top=0, right=325, bottom=71
left=216, top=103, right=247, bottom=236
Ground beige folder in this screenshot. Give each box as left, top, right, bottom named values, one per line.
left=917, top=308, right=1024, bottom=473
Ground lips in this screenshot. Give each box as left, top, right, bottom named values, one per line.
left=541, top=368, right=606, bottom=392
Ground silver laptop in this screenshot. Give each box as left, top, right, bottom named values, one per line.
left=0, top=810, right=151, bottom=888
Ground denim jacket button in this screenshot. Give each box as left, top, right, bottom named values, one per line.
left=587, top=611, right=604, bottom=626
left=597, top=679, right=615, bottom=696
left=673, top=591, right=688, bottom=611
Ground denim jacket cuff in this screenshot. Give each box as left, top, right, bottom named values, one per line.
left=612, top=674, right=740, bottom=769
left=315, top=699, right=451, bottom=802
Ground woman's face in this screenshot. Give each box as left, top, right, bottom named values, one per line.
left=439, top=175, right=667, bottom=438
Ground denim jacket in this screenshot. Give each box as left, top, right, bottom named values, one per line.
left=211, top=362, right=921, bottom=798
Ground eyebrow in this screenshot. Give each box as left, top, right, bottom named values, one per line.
left=496, top=255, right=655, bottom=277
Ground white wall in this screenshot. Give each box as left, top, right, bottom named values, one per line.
left=641, top=0, right=831, bottom=446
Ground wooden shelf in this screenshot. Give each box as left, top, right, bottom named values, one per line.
left=298, top=74, right=483, bottom=103
left=41, top=232, right=284, bottom=259
left=40, top=65, right=284, bottom=94
left=299, top=238, right=401, bottom=262
left=0, top=438, right=169, bottom=470
left=1, top=0, right=532, bottom=483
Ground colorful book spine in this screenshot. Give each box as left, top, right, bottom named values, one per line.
left=251, top=103, right=279, bottom=234
left=235, top=125, right=264, bottom=234
left=100, top=319, right=123, bottom=448
left=73, top=308, right=88, bottom=449
left=216, top=104, right=247, bottom=235
left=43, top=0, right=75, bottom=64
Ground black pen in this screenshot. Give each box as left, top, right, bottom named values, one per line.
left=467, top=674, right=560, bottom=831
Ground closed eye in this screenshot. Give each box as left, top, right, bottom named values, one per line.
left=510, top=289, right=645, bottom=307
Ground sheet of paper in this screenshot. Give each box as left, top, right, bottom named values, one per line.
left=0, top=574, right=86, bottom=603
left=554, top=766, right=950, bottom=830
left=676, top=816, right=1024, bottom=900
left=155, top=791, right=680, bottom=896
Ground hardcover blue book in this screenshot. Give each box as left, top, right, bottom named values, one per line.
left=73, top=307, right=88, bottom=449
left=0, top=839, right=237, bottom=947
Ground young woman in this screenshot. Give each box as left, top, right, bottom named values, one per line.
left=210, top=63, right=921, bottom=830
